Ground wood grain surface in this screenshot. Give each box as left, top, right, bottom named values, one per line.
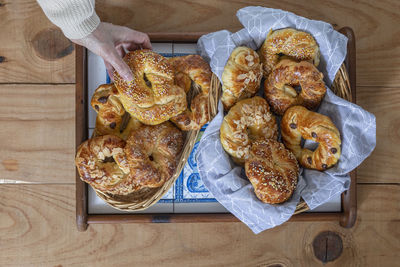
left=357, top=86, right=400, bottom=183
left=96, top=0, right=400, bottom=87
left=0, top=84, right=75, bottom=184
left=0, top=184, right=398, bottom=266
left=0, top=0, right=399, bottom=266
left=0, top=0, right=75, bottom=83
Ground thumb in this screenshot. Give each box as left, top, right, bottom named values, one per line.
left=107, top=49, right=133, bottom=81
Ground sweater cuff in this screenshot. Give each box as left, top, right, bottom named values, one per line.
left=62, top=11, right=100, bottom=40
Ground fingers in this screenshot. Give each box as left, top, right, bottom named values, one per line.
left=107, top=48, right=133, bottom=81
left=119, top=27, right=152, bottom=50
left=104, top=60, right=115, bottom=81
left=116, top=44, right=126, bottom=58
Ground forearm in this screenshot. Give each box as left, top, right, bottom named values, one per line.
left=36, top=0, right=100, bottom=39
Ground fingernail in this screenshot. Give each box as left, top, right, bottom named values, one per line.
left=122, top=72, right=133, bottom=82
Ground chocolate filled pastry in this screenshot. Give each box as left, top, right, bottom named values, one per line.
left=169, top=55, right=212, bottom=130
left=220, top=96, right=278, bottom=164
left=91, top=83, right=141, bottom=140
left=264, top=59, right=326, bottom=115
left=281, top=106, right=341, bottom=170
left=75, top=135, right=139, bottom=195
left=113, top=49, right=187, bottom=125
left=124, top=121, right=184, bottom=188
left=221, top=46, right=263, bottom=110
left=245, top=139, right=299, bottom=204
left=259, top=28, right=320, bottom=77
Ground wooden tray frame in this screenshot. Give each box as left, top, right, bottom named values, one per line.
left=76, top=28, right=357, bottom=231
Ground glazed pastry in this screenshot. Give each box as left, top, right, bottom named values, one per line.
left=245, top=139, right=299, bottom=204
left=75, top=135, right=140, bottom=195
left=124, top=121, right=184, bottom=188
left=169, top=55, right=212, bottom=130
left=221, top=46, right=262, bottom=110
left=113, top=49, right=187, bottom=125
left=220, top=96, right=278, bottom=164
left=281, top=106, right=341, bottom=170
left=259, top=28, right=320, bottom=77
left=264, top=59, right=326, bottom=115
left=91, top=83, right=141, bottom=140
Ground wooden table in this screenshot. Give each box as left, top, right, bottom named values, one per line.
left=0, top=1, right=399, bottom=266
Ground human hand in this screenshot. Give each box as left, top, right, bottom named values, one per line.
left=72, top=22, right=152, bottom=81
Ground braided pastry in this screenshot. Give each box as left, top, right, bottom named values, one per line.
left=220, top=96, right=278, bottom=164
left=124, top=121, right=184, bottom=188
left=75, top=135, right=140, bottom=195
left=221, top=46, right=262, bottom=110
left=281, top=106, right=341, bottom=170
left=245, top=139, right=299, bottom=204
left=113, top=49, right=187, bottom=125
left=91, top=84, right=141, bottom=140
left=264, top=59, right=326, bottom=115
left=259, top=28, right=320, bottom=77
left=169, top=55, right=212, bottom=130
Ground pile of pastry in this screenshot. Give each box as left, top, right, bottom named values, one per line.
left=75, top=50, right=212, bottom=195
left=220, top=28, right=342, bottom=204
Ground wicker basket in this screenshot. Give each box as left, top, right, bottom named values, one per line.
left=92, top=61, right=350, bottom=213
left=293, top=63, right=352, bottom=214
left=93, top=74, right=221, bottom=211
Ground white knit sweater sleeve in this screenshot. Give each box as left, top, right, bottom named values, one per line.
left=36, top=0, right=100, bottom=39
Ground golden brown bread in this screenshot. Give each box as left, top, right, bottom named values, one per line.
left=124, top=121, right=184, bottom=188
left=245, top=139, right=299, bottom=204
left=220, top=96, right=278, bottom=164
left=113, top=49, right=187, bottom=125
left=91, top=83, right=141, bottom=140
left=169, top=55, right=212, bottom=130
left=281, top=106, right=341, bottom=170
left=75, top=135, right=140, bottom=195
left=221, top=46, right=262, bottom=110
left=259, top=28, right=320, bottom=77
left=264, top=59, right=326, bottom=115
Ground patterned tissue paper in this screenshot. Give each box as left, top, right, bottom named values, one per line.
left=196, top=6, right=376, bottom=234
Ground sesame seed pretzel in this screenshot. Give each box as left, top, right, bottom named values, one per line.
left=245, top=139, right=299, bottom=204
left=221, top=46, right=263, bottom=110
left=220, top=96, right=278, bottom=164
left=259, top=28, right=320, bottom=78
left=264, top=59, right=326, bottom=115
left=281, top=106, right=341, bottom=171
left=113, top=49, right=187, bottom=125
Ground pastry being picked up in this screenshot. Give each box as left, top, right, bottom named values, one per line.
left=113, top=49, right=187, bottom=125
left=245, top=139, right=299, bottom=204
left=281, top=106, right=341, bottom=171
left=169, top=55, right=212, bottom=131
left=259, top=28, right=320, bottom=77
left=220, top=96, right=278, bottom=164
left=264, top=59, right=326, bottom=115
left=221, top=46, right=262, bottom=110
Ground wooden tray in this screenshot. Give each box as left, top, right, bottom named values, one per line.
left=76, top=28, right=357, bottom=231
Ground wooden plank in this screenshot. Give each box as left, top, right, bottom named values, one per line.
left=357, top=86, right=400, bottom=183
left=0, top=1, right=75, bottom=83
left=0, top=184, right=398, bottom=266
left=95, top=0, right=400, bottom=87
left=0, top=84, right=75, bottom=184
left=1, top=0, right=398, bottom=86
